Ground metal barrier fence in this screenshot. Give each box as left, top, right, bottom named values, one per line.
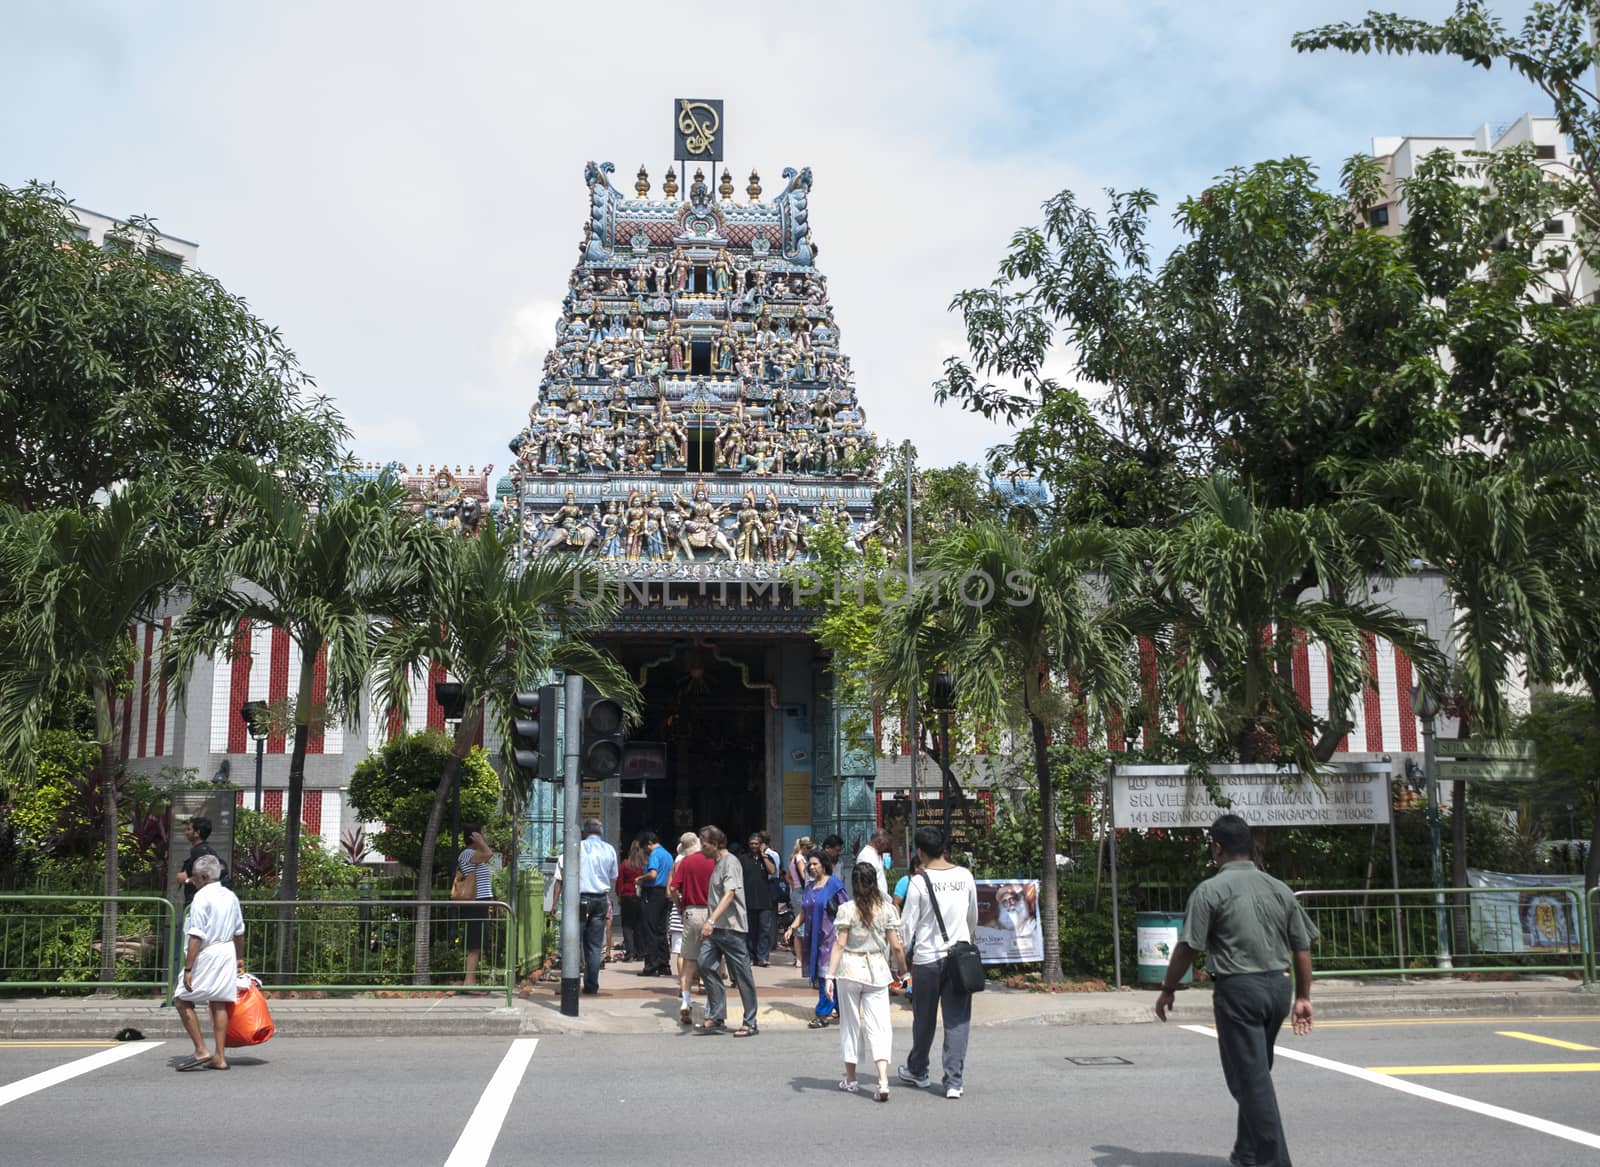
left=1590, top=886, right=1600, bottom=987
left=0, top=894, right=176, bottom=993
left=237, top=899, right=516, bottom=1008
left=1295, top=887, right=1594, bottom=986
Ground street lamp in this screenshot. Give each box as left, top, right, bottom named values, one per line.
left=930, top=668, right=956, bottom=841
left=1411, top=684, right=1453, bottom=971
left=239, top=701, right=269, bottom=811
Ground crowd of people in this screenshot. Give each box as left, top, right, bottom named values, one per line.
left=559, top=819, right=981, bottom=1100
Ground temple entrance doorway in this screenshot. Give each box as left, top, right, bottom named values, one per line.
left=612, top=640, right=769, bottom=847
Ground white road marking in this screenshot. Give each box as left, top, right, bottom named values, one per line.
left=1181, top=1025, right=1600, bottom=1151
left=0, top=1041, right=165, bottom=1108
left=443, top=1038, right=539, bottom=1167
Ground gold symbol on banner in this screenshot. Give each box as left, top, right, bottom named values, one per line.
left=677, top=100, right=720, bottom=156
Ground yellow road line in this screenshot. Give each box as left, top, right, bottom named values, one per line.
left=1496, top=1031, right=1600, bottom=1052
left=0, top=1042, right=118, bottom=1049
left=1317, top=1016, right=1600, bottom=1029
left=1369, top=1062, right=1600, bottom=1075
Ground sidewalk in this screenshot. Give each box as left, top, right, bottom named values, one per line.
left=4, top=955, right=1596, bottom=1040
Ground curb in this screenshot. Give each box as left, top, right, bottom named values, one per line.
left=6, top=987, right=1597, bottom=1041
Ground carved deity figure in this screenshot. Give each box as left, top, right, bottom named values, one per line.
left=542, top=491, right=593, bottom=552
left=672, top=246, right=691, bottom=293
left=735, top=492, right=765, bottom=561
left=713, top=323, right=737, bottom=373
left=645, top=491, right=668, bottom=560
left=666, top=321, right=686, bottom=372
left=599, top=500, right=623, bottom=558
left=651, top=253, right=669, bottom=294
left=672, top=482, right=735, bottom=561
left=713, top=250, right=733, bottom=294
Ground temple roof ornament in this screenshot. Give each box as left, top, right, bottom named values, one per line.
left=505, top=151, right=880, bottom=569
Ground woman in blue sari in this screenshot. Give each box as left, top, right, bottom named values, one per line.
left=783, top=849, right=848, bottom=1027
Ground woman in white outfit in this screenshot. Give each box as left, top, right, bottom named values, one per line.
left=825, top=861, right=906, bottom=1101
left=173, top=854, right=245, bottom=1071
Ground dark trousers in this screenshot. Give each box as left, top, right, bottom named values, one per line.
left=638, top=886, right=670, bottom=972
left=619, top=895, right=641, bottom=959
left=579, top=892, right=608, bottom=992
left=906, top=958, right=972, bottom=1090
left=1212, top=972, right=1293, bottom=1167
left=700, top=928, right=759, bottom=1028
left=745, top=908, right=774, bottom=964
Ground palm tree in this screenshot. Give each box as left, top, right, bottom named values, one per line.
left=875, top=519, right=1132, bottom=983
left=0, top=481, right=186, bottom=984
left=168, top=456, right=429, bottom=954
left=371, top=515, right=634, bottom=983
left=1133, top=475, right=1446, bottom=772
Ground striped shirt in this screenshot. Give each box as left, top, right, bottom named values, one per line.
left=458, top=849, right=492, bottom=900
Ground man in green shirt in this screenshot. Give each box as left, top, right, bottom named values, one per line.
left=1155, top=814, right=1316, bottom=1167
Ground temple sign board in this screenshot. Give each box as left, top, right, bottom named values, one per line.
left=1110, top=763, right=1393, bottom=829
left=675, top=99, right=724, bottom=161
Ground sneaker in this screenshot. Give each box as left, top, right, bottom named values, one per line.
left=897, top=1066, right=931, bottom=1089
left=945, top=1086, right=963, bottom=1100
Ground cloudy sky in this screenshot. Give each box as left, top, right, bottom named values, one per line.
left=4, top=1, right=1545, bottom=476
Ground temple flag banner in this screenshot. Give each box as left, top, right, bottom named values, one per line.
left=1110, top=764, right=1392, bottom=829
left=974, top=879, right=1044, bottom=964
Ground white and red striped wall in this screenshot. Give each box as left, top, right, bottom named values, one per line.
left=121, top=619, right=178, bottom=760
left=206, top=620, right=345, bottom=756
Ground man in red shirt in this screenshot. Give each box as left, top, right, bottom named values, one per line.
left=671, top=833, right=716, bottom=1026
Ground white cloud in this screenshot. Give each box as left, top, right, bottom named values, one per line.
left=0, top=0, right=1548, bottom=478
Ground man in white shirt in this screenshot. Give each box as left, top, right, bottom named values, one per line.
left=855, top=829, right=893, bottom=900
left=896, top=825, right=978, bottom=1099
left=173, top=854, right=245, bottom=1072
left=577, top=818, right=618, bottom=994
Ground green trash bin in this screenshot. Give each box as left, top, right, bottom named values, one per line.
left=1135, top=911, right=1190, bottom=987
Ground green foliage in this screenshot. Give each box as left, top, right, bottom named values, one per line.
left=232, top=808, right=360, bottom=895
left=1294, top=1, right=1600, bottom=254
left=0, top=181, right=346, bottom=512
left=347, top=731, right=503, bottom=874
left=3, top=730, right=98, bottom=843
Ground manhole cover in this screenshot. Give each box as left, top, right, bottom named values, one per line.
left=1066, top=1056, right=1132, bottom=1066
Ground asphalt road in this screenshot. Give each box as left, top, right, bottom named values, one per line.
left=5, top=1017, right=1600, bottom=1166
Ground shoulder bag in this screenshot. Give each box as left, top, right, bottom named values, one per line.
left=451, top=862, right=476, bottom=902
left=921, top=871, right=985, bottom=994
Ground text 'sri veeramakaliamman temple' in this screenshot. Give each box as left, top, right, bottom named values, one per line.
left=415, top=103, right=890, bottom=847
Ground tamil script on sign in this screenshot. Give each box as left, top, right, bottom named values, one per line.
left=1111, top=766, right=1392, bottom=829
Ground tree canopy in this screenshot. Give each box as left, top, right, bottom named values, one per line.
left=0, top=182, right=345, bottom=511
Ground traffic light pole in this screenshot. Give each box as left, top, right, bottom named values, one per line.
left=560, top=672, right=584, bottom=1017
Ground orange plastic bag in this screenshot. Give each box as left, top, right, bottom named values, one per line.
left=226, top=975, right=275, bottom=1048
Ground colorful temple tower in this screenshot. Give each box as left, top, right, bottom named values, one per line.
left=501, top=122, right=884, bottom=851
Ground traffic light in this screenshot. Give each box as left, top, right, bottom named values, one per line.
left=512, top=684, right=561, bottom=782
left=579, top=685, right=626, bottom=780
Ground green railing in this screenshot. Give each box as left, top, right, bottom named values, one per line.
left=1295, top=886, right=1594, bottom=986
left=237, top=899, right=516, bottom=1008
left=1589, top=886, right=1600, bottom=987
left=0, top=894, right=175, bottom=993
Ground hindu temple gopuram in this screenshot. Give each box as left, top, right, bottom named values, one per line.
left=495, top=104, right=885, bottom=845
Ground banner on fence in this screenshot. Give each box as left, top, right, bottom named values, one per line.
left=1110, top=764, right=1392, bottom=829
left=1465, top=868, right=1585, bottom=953
left=974, top=879, right=1044, bottom=964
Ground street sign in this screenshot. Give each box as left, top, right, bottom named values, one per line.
left=1433, top=738, right=1535, bottom=760
left=1435, top=759, right=1539, bottom=783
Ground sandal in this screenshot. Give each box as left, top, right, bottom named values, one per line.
left=679, top=1005, right=692, bottom=1026
left=692, top=1019, right=726, bottom=1034
left=838, top=1079, right=859, bottom=1093
left=874, top=1084, right=890, bottom=1102
left=807, top=1015, right=829, bottom=1029
left=731, top=1024, right=758, bottom=1037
